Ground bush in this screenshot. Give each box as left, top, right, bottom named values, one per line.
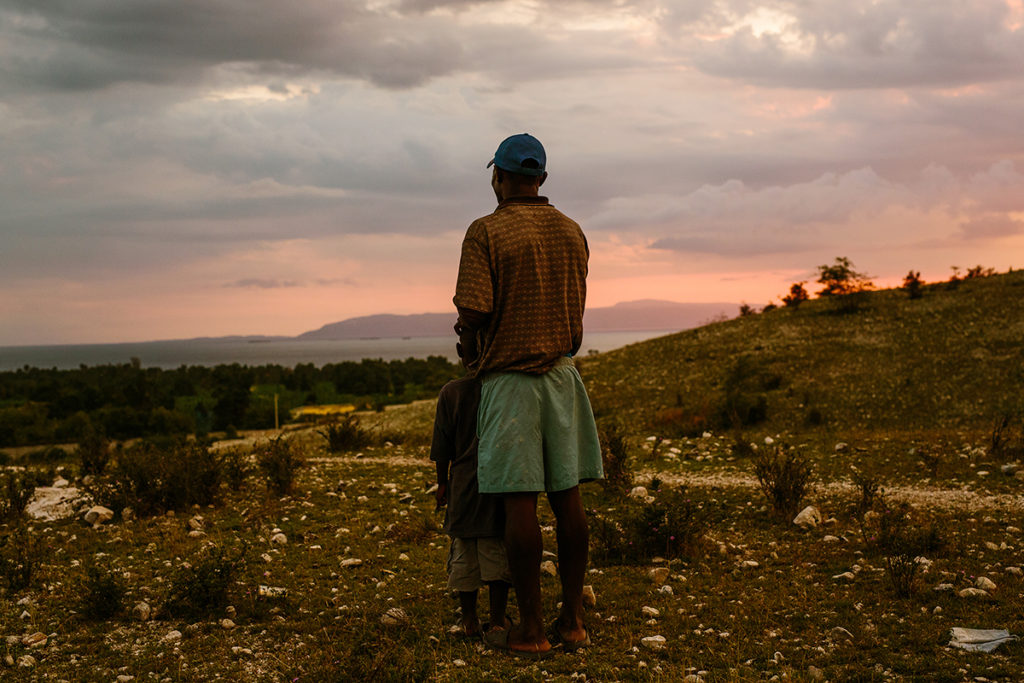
left=865, top=503, right=943, bottom=598
left=165, top=543, right=247, bottom=618
left=384, top=513, right=439, bottom=544
left=256, top=436, right=304, bottom=496
left=781, top=282, right=809, bottom=308
left=591, top=487, right=713, bottom=565
left=902, top=270, right=924, bottom=299
left=319, top=415, right=371, bottom=453
left=0, top=472, right=36, bottom=522
left=78, top=560, right=127, bottom=620
left=849, top=470, right=883, bottom=527
left=598, top=422, right=633, bottom=495
left=114, top=438, right=223, bottom=515
left=0, top=525, right=47, bottom=591
left=77, top=426, right=110, bottom=476
left=989, top=410, right=1024, bottom=461
left=753, top=445, right=814, bottom=519
left=221, top=446, right=250, bottom=491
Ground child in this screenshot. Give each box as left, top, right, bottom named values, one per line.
left=431, top=353, right=512, bottom=639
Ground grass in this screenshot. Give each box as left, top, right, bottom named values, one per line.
left=2, top=271, right=1023, bottom=680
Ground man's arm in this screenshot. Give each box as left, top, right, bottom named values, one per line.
left=454, top=306, right=491, bottom=367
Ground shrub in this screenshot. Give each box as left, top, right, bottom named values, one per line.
left=256, top=436, right=304, bottom=496
left=989, top=411, right=1024, bottom=461
left=114, top=438, right=223, bottom=515
left=739, top=302, right=756, bottom=317
left=849, top=470, right=883, bottom=527
left=0, top=525, right=47, bottom=591
left=78, top=560, right=127, bottom=620
left=902, top=270, right=924, bottom=299
left=781, top=282, right=809, bottom=308
left=718, top=355, right=770, bottom=429
left=0, top=472, right=36, bottom=522
left=753, top=445, right=814, bottom=519
left=164, top=542, right=247, bottom=618
left=865, top=503, right=943, bottom=598
left=319, top=415, right=371, bottom=453
left=817, top=256, right=874, bottom=297
left=220, top=446, right=250, bottom=491
left=597, top=422, right=633, bottom=496
left=77, top=426, right=110, bottom=476
left=591, top=487, right=713, bottom=565
left=384, top=513, right=439, bottom=544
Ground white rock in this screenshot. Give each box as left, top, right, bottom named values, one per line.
left=270, top=533, right=287, bottom=545
left=132, top=602, right=152, bottom=621
left=832, top=572, right=855, bottom=581
left=957, top=587, right=989, bottom=599
left=641, top=635, right=666, bottom=650
left=834, top=442, right=848, bottom=452
left=1005, top=566, right=1022, bottom=577
left=642, top=606, right=660, bottom=618
left=764, top=436, right=774, bottom=445
left=540, top=560, right=558, bottom=577
left=684, top=675, right=704, bottom=683
left=453, top=659, right=467, bottom=667
left=117, top=676, right=134, bottom=682
left=628, top=486, right=649, bottom=499
left=17, top=655, right=36, bottom=669
left=163, top=630, right=182, bottom=642
left=19, top=610, right=31, bottom=620
left=84, top=505, right=115, bottom=525
left=740, top=560, right=759, bottom=569
left=398, top=553, right=410, bottom=562
left=53, top=477, right=70, bottom=489
left=341, top=558, right=363, bottom=568
left=658, top=585, right=673, bottom=595
left=582, top=585, right=597, bottom=607
left=933, top=583, right=955, bottom=591
left=822, top=535, right=840, bottom=543
left=21, top=632, right=46, bottom=648
left=793, top=506, right=822, bottom=529
left=975, top=576, right=997, bottom=591
left=220, top=619, right=235, bottom=629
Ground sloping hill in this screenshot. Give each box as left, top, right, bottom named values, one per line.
left=580, top=270, right=1024, bottom=441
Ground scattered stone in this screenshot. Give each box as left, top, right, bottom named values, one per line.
left=649, top=567, right=670, bottom=584
left=1001, top=463, right=1019, bottom=475
left=834, top=442, right=848, bottom=452
left=19, top=610, right=31, bottom=620
left=3, top=654, right=12, bottom=667
left=658, top=585, right=673, bottom=595
left=380, top=607, right=409, bottom=626
left=822, top=535, right=840, bottom=543
left=399, top=493, right=414, bottom=504
left=958, top=588, right=989, bottom=599
left=341, top=558, right=363, bottom=568
left=17, top=655, right=36, bottom=669
left=84, top=505, right=115, bottom=526
left=258, top=585, right=288, bottom=598
left=226, top=605, right=236, bottom=618
left=117, top=675, right=134, bottom=682
left=808, top=665, right=825, bottom=681
left=453, top=658, right=467, bottom=667
left=684, top=675, right=704, bottom=683
left=832, top=572, right=855, bottom=582
left=1005, top=567, right=1022, bottom=577
left=398, top=553, right=410, bottom=562
left=641, top=635, right=666, bottom=650
left=629, top=486, right=648, bottom=499
left=163, top=630, right=182, bottom=643
left=582, top=585, right=597, bottom=607
left=270, top=533, right=287, bottom=545
left=793, top=506, right=822, bottom=529
left=934, top=583, right=955, bottom=591
left=220, top=619, right=235, bottom=630
left=642, top=606, right=660, bottom=618
left=187, top=530, right=205, bottom=538
left=740, top=560, right=759, bottom=569
left=830, top=627, right=854, bottom=641
left=976, top=577, right=997, bottom=591
left=53, top=477, right=70, bottom=488
left=426, top=483, right=438, bottom=494
left=540, top=560, right=558, bottom=577
left=16, top=596, right=32, bottom=606
left=21, top=632, right=47, bottom=648
left=132, top=602, right=152, bottom=621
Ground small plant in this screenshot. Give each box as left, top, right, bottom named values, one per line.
left=256, top=436, right=304, bottom=495
left=164, top=542, right=247, bottom=618
left=866, top=503, right=943, bottom=598
left=598, top=422, right=633, bottom=495
left=114, top=438, right=223, bottom=515
left=738, top=302, right=756, bottom=317
left=902, top=270, right=924, bottom=299
left=849, top=470, right=883, bottom=528
left=319, top=415, right=371, bottom=453
left=914, top=447, right=943, bottom=479
left=77, top=425, right=110, bottom=476
left=0, top=525, right=47, bottom=591
left=221, top=446, right=250, bottom=491
left=782, top=282, right=809, bottom=308
left=384, top=513, right=439, bottom=544
left=989, top=411, right=1024, bottom=461
left=591, top=487, right=714, bottom=565
left=753, top=445, right=814, bottom=519
left=0, top=472, right=36, bottom=522
left=965, top=265, right=995, bottom=279
left=78, top=560, right=127, bottom=620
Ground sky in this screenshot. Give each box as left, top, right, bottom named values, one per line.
left=1, top=0, right=1023, bottom=345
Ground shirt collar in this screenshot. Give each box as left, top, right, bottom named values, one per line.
left=497, top=196, right=550, bottom=209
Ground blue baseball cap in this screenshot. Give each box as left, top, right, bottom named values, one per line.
left=487, top=133, right=546, bottom=177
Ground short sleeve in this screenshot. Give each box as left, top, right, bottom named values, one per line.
left=453, top=222, right=494, bottom=314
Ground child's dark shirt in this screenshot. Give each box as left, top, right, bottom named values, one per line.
left=430, top=376, right=504, bottom=538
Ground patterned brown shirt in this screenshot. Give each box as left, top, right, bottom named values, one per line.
left=454, top=196, right=589, bottom=375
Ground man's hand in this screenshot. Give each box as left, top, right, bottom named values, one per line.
left=435, top=483, right=448, bottom=511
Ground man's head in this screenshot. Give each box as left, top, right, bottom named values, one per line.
left=487, top=133, right=548, bottom=202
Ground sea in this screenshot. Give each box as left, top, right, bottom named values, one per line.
left=0, top=330, right=674, bottom=371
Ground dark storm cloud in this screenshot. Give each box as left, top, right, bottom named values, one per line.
left=0, top=0, right=465, bottom=91
left=688, top=0, right=1024, bottom=89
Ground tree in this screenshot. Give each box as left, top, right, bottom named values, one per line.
left=816, top=257, right=874, bottom=297
left=902, top=270, right=924, bottom=299
left=781, top=282, right=809, bottom=308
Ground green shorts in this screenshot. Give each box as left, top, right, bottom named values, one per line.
left=477, top=357, right=603, bottom=494
left=447, top=537, right=512, bottom=591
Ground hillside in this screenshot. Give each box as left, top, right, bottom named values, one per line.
left=581, top=270, right=1024, bottom=444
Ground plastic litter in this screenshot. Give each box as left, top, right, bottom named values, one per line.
left=948, top=627, right=1019, bottom=653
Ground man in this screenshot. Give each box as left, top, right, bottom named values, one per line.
left=453, top=133, right=603, bottom=658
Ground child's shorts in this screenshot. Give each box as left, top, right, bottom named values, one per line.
left=446, top=537, right=512, bottom=592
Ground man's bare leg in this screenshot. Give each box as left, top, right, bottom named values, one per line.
left=547, top=485, right=589, bottom=645
left=503, top=492, right=551, bottom=652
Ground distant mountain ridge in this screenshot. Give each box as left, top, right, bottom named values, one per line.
left=296, top=300, right=738, bottom=340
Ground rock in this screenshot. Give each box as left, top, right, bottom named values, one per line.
left=582, top=585, right=597, bottom=607
left=220, top=619, right=235, bottom=629
left=187, top=530, right=205, bottom=538
left=84, top=505, right=115, bottom=525
left=21, top=632, right=47, bottom=648
left=540, top=560, right=557, bottom=577
left=684, top=675, right=704, bottom=683
left=28, top=486, right=86, bottom=521
left=628, top=486, right=648, bottom=499
left=975, top=576, right=997, bottom=591
left=642, top=606, right=660, bottom=618
left=764, top=436, right=774, bottom=445
left=933, top=583, right=955, bottom=591
left=132, top=602, right=152, bottom=621
left=1001, top=463, right=1019, bottom=475
left=1005, top=566, right=1022, bottom=577
left=380, top=607, right=408, bottom=626
left=793, top=506, right=822, bottom=529
left=258, top=585, right=288, bottom=598
left=16, top=596, right=32, bottom=606
left=19, top=610, right=31, bottom=620
left=832, top=572, right=855, bottom=581
left=649, top=567, right=670, bottom=584
left=270, top=533, right=287, bottom=545
left=122, top=507, right=134, bottom=522
left=3, top=654, right=12, bottom=667
left=53, top=477, right=70, bottom=488
left=641, top=635, right=666, bottom=650
left=822, top=535, right=840, bottom=543
left=829, top=627, right=854, bottom=641
left=834, top=442, right=848, bottom=452
left=163, top=630, right=182, bottom=642
left=17, top=655, right=36, bottom=669
left=226, top=605, right=236, bottom=618
left=740, top=560, right=759, bottom=569
left=398, top=553, right=410, bottom=562
left=399, top=493, right=414, bottom=504
left=187, top=516, right=204, bottom=531
left=426, top=483, right=438, bottom=494
left=957, top=587, right=989, bottom=599
left=808, top=665, right=825, bottom=681
left=453, top=659, right=466, bottom=667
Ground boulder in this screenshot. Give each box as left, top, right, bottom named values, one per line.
left=84, top=506, right=115, bottom=525
left=793, top=506, right=822, bottom=529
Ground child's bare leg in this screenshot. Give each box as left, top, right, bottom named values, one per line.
left=458, top=590, right=481, bottom=636
left=486, top=580, right=510, bottom=630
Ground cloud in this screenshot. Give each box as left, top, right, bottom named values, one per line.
left=959, top=215, right=1024, bottom=239
left=224, top=278, right=301, bottom=289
